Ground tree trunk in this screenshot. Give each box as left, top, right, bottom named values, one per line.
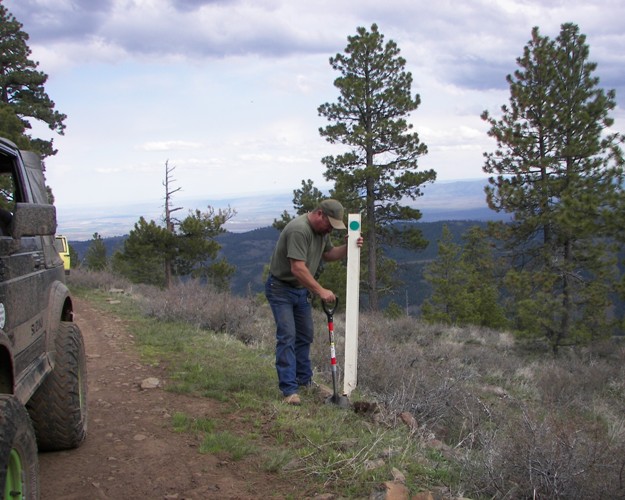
left=366, top=177, right=378, bottom=310
left=558, top=239, right=573, bottom=352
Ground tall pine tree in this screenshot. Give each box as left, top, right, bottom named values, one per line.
left=318, top=24, right=435, bottom=310
left=482, top=23, right=624, bottom=352
left=0, top=4, right=66, bottom=157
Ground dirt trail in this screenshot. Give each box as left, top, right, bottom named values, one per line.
left=38, top=297, right=307, bottom=499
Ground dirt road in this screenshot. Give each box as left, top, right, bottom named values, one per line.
left=39, top=297, right=308, bottom=499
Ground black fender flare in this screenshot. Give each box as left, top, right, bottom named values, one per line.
left=44, top=280, right=73, bottom=366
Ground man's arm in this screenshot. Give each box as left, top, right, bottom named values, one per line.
left=323, top=244, right=348, bottom=262
left=322, top=235, right=364, bottom=262
left=290, top=259, right=336, bottom=302
left=292, top=235, right=363, bottom=303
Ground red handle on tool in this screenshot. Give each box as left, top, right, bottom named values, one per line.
left=323, top=298, right=339, bottom=366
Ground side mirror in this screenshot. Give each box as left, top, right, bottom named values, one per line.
left=10, top=203, right=57, bottom=238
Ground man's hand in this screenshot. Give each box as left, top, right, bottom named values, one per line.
left=345, top=233, right=364, bottom=247
left=318, top=288, right=336, bottom=303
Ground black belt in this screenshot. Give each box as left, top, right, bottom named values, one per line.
left=270, top=274, right=300, bottom=288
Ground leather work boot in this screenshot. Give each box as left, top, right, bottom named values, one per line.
left=283, top=393, right=301, bottom=406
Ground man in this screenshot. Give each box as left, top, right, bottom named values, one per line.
left=265, top=199, right=363, bottom=405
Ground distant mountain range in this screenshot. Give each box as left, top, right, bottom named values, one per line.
left=57, top=178, right=507, bottom=241
left=67, top=179, right=510, bottom=309
left=69, top=219, right=492, bottom=311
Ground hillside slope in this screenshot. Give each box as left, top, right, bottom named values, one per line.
left=70, top=220, right=487, bottom=309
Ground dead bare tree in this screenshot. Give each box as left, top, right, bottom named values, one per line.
left=163, top=160, right=182, bottom=287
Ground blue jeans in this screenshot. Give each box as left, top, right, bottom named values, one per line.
left=265, top=275, right=314, bottom=396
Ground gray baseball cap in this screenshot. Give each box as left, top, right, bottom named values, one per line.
left=320, top=199, right=346, bottom=230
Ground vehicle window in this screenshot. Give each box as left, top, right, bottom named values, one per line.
left=0, top=165, right=16, bottom=212
left=0, top=151, right=28, bottom=236
left=54, top=237, right=66, bottom=252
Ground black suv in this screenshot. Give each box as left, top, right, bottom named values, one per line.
left=0, top=137, right=87, bottom=499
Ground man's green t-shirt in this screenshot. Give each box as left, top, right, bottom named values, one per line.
left=269, top=213, right=333, bottom=287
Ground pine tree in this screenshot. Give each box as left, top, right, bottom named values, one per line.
left=175, top=207, right=235, bottom=291
left=84, top=232, right=108, bottom=272
left=0, top=4, right=66, bottom=157
left=422, top=225, right=468, bottom=324
left=68, top=242, right=78, bottom=270
left=318, top=24, right=435, bottom=310
left=112, top=207, right=235, bottom=289
left=482, top=23, right=624, bottom=352
left=111, top=218, right=173, bottom=287
left=272, top=179, right=324, bottom=231
left=422, top=225, right=506, bottom=328
left=460, top=225, right=507, bottom=329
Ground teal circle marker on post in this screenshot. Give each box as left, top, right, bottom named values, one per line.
left=349, top=220, right=360, bottom=231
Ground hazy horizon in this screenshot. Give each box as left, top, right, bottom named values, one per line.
left=57, top=178, right=501, bottom=241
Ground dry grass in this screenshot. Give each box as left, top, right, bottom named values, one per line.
left=69, top=269, right=625, bottom=499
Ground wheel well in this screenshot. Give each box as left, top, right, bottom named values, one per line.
left=61, top=296, right=74, bottom=322
left=0, top=346, right=14, bottom=394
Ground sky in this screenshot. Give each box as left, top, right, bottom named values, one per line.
left=3, top=0, right=625, bottom=236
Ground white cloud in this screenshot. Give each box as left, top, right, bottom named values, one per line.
left=138, top=141, right=203, bottom=151
left=94, top=167, right=123, bottom=174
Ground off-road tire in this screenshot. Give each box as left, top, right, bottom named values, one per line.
left=0, top=395, right=39, bottom=500
left=27, top=321, right=88, bottom=451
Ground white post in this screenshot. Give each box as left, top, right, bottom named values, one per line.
left=343, top=214, right=361, bottom=396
